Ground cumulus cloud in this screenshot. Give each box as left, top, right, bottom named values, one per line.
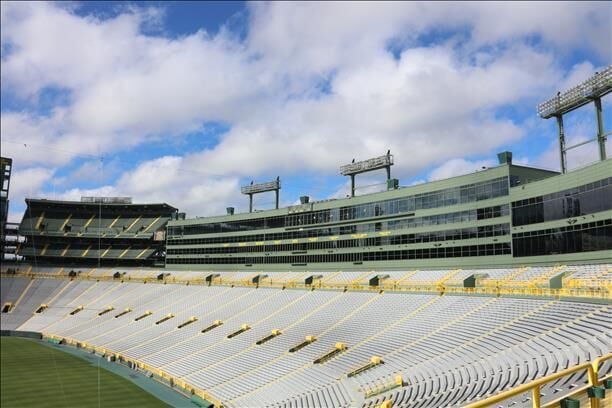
left=45, top=156, right=243, bottom=217
left=1, top=1, right=609, bottom=219
left=427, top=158, right=498, bottom=181
left=6, top=166, right=55, bottom=222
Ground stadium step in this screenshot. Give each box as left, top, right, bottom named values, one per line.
left=375, top=297, right=498, bottom=365
left=347, top=356, right=383, bottom=377
left=207, top=292, right=347, bottom=394
left=2, top=302, right=14, bottom=313
left=83, top=213, right=96, bottom=229
left=136, top=247, right=150, bottom=259
left=114, top=308, right=132, bottom=318
left=227, top=324, right=251, bottom=339
left=101, top=245, right=112, bottom=258
left=34, top=211, right=45, bottom=230
left=365, top=375, right=404, bottom=398
left=321, top=271, right=342, bottom=283
left=134, top=311, right=153, bottom=321
left=289, top=335, right=317, bottom=353
left=438, top=268, right=462, bottom=284
left=155, top=313, right=175, bottom=325
left=118, top=246, right=131, bottom=258
left=503, top=266, right=530, bottom=282
left=344, top=296, right=442, bottom=365
left=314, top=342, right=348, bottom=364
left=42, top=280, right=74, bottom=305
left=35, top=304, right=48, bottom=313
left=107, top=215, right=121, bottom=231
left=12, top=279, right=35, bottom=310
left=37, top=281, right=102, bottom=332
left=69, top=306, right=84, bottom=315
left=123, top=216, right=142, bottom=233
left=59, top=213, right=72, bottom=233
left=81, top=245, right=92, bottom=257
left=98, top=306, right=114, bottom=316
left=184, top=290, right=314, bottom=381
left=141, top=216, right=161, bottom=233
left=141, top=287, right=242, bottom=361
left=230, top=291, right=386, bottom=403
left=256, top=329, right=282, bottom=345
left=395, top=270, right=418, bottom=285
left=201, top=320, right=223, bottom=333
left=177, top=317, right=198, bottom=329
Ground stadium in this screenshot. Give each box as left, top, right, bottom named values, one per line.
left=1, top=65, right=611, bottom=408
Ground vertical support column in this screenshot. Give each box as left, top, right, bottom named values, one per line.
left=594, top=97, right=607, bottom=161
left=275, top=189, right=279, bottom=209
left=386, top=165, right=391, bottom=180
left=249, top=194, right=253, bottom=213
left=531, top=386, right=541, bottom=408
left=556, top=115, right=567, bottom=174
left=350, top=175, right=355, bottom=197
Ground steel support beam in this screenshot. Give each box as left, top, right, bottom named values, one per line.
left=594, top=97, right=607, bottom=161
left=556, top=115, right=567, bottom=174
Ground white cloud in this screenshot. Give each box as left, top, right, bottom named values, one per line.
left=428, top=158, right=498, bottom=181
left=1, top=1, right=609, bottom=219
left=7, top=166, right=55, bottom=222
left=46, top=156, right=243, bottom=217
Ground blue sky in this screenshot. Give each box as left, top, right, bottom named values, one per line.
left=1, top=1, right=610, bottom=221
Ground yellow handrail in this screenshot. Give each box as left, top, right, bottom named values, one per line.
left=593, top=353, right=612, bottom=386
left=1, top=270, right=610, bottom=300
left=465, top=353, right=612, bottom=408
left=43, top=334, right=223, bottom=407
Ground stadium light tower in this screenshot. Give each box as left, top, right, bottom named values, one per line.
left=340, top=151, right=394, bottom=197
left=537, top=66, right=611, bottom=173
left=241, top=177, right=281, bottom=212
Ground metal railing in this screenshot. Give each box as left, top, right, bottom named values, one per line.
left=45, top=334, right=223, bottom=407
left=2, top=270, right=610, bottom=300
left=465, top=354, right=611, bottom=408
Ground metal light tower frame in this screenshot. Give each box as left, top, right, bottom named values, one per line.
left=537, top=66, right=612, bottom=173
left=340, top=151, right=394, bottom=197
left=241, top=177, right=281, bottom=213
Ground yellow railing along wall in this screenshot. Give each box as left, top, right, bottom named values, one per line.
left=465, top=354, right=611, bottom=408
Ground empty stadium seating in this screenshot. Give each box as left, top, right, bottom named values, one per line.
left=1, top=266, right=610, bottom=408
left=16, top=199, right=176, bottom=267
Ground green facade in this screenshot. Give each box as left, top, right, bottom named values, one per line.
left=165, top=159, right=612, bottom=271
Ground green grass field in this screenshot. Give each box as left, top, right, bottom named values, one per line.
left=1, top=337, right=168, bottom=408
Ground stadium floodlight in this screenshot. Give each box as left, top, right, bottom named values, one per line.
left=240, top=179, right=281, bottom=195
left=537, top=66, right=611, bottom=173
left=537, top=66, right=612, bottom=119
left=340, top=153, right=394, bottom=176
left=340, top=152, right=394, bottom=197
left=241, top=177, right=281, bottom=212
